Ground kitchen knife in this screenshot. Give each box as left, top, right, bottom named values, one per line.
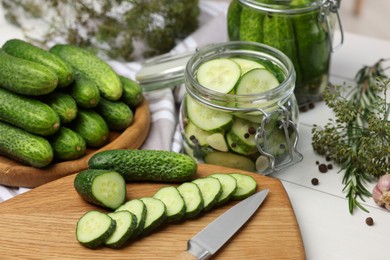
left=176, top=188, right=269, bottom=259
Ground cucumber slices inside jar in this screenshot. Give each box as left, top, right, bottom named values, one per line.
left=183, top=56, right=292, bottom=173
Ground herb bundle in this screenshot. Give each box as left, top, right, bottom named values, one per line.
left=2, top=0, right=200, bottom=61
left=312, top=59, right=390, bottom=213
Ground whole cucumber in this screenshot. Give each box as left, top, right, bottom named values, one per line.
left=88, top=149, right=197, bottom=182
left=41, top=91, right=78, bottom=124
left=2, top=39, right=74, bottom=88
left=119, top=76, right=143, bottom=108
left=69, top=74, right=100, bottom=108
left=49, top=127, right=86, bottom=161
left=0, top=87, right=60, bottom=136
left=0, top=121, right=53, bottom=168
left=96, top=97, right=133, bottom=131
left=0, top=49, right=58, bottom=96
left=50, top=44, right=122, bottom=101
left=70, top=109, right=109, bottom=148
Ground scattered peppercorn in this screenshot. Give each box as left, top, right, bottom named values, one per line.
left=365, top=217, right=374, bottom=226
left=327, top=164, right=333, bottom=170
left=248, top=126, right=256, bottom=135
left=244, top=133, right=250, bottom=139
left=311, top=178, right=319, bottom=186
left=318, top=163, right=328, bottom=173
left=231, top=143, right=237, bottom=147
left=326, top=155, right=331, bottom=161
left=316, top=160, right=320, bottom=165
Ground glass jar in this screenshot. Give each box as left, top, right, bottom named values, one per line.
left=180, top=41, right=303, bottom=174
left=227, top=0, right=343, bottom=108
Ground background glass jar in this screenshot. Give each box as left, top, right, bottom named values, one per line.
left=227, top=0, right=343, bottom=108
left=180, top=41, right=303, bottom=174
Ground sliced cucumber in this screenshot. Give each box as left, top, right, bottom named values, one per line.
left=105, top=211, right=137, bottom=248
left=204, top=152, right=256, bottom=172
left=231, top=58, right=265, bottom=75
left=209, top=173, right=238, bottom=205
left=230, top=173, right=257, bottom=200
left=153, top=186, right=186, bottom=222
left=184, top=120, right=212, bottom=147
left=226, top=117, right=258, bottom=155
left=235, top=68, right=279, bottom=95
left=206, top=133, right=228, bottom=152
left=177, top=182, right=204, bottom=218
left=73, top=169, right=127, bottom=210
left=76, top=210, right=116, bottom=248
left=115, top=199, right=147, bottom=238
left=186, top=95, right=233, bottom=132
left=196, top=58, right=241, bottom=93
left=139, top=197, right=167, bottom=235
left=192, top=177, right=222, bottom=211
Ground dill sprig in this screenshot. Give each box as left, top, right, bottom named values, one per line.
left=311, top=59, right=390, bottom=214
left=1, top=0, right=200, bottom=61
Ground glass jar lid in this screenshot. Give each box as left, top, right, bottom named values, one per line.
left=239, top=0, right=339, bottom=14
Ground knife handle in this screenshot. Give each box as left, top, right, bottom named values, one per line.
left=175, top=251, right=199, bottom=260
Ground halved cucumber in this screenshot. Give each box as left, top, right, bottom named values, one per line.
left=139, top=197, right=167, bottom=235
left=73, top=169, right=127, bottom=210
left=209, top=173, right=237, bottom=205
left=115, top=199, right=147, bottom=238
left=192, top=177, right=222, bottom=211
left=105, top=211, right=137, bottom=248
left=235, top=68, right=279, bottom=95
left=177, top=182, right=204, bottom=218
left=186, top=95, right=233, bottom=132
left=231, top=58, right=265, bottom=75
left=230, top=173, right=257, bottom=200
left=204, top=152, right=256, bottom=172
left=76, top=210, right=116, bottom=248
left=196, top=58, right=241, bottom=93
left=153, top=186, right=186, bottom=222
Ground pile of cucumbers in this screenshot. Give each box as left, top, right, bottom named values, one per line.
left=0, top=39, right=143, bottom=168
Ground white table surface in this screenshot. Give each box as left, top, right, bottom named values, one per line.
left=270, top=31, right=390, bottom=260
left=1, top=3, right=390, bottom=259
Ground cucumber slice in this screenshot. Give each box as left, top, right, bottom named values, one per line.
left=105, top=211, right=137, bottom=248
left=74, top=169, right=127, bottom=210
left=177, top=182, right=204, bottom=218
left=227, top=117, right=258, bottom=155
left=196, top=58, right=241, bottom=93
left=230, top=173, right=257, bottom=200
left=192, top=177, right=222, bottom=211
left=184, top=120, right=212, bottom=147
left=235, top=68, right=279, bottom=95
left=209, top=173, right=237, bottom=205
left=139, top=197, right=167, bottom=235
left=206, top=133, right=228, bottom=152
left=204, top=152, right=256, bottom=172
left=186, top=95, right=233, bottom=132
left=153, top=186, right=186, bottom=222
left=76, top=210, right=116, bottom=248
left=115, top=199, right=147, bottom=238
left=231, top=58, right=265, bottom=75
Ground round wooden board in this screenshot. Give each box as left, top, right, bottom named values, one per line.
left=0, top=99, right=150, bottom=188
left=0, top=164, right=305, bottom=259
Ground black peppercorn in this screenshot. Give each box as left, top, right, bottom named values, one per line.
left=319, top=163, right=328, bottom=173
left=365, top=217, right=374, bottom=226
left=311, top=178, right=319, bottom=186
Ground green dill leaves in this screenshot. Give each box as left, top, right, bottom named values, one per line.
left=312, top=59, right=390, bottom=214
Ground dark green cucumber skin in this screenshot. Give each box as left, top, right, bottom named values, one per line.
left=106, top=211, right=137, bottom=249
left=49, top=127, right=86, bottom=161
left=69, top=74, right=100, bottom=108
left=119, top=76, right=143, bottom=108
left=76, top=210, right=117, bottom=249
left=41, top=92, right=78, bottom=124
left=227, top=0, right=242, bottom=41
left=74, top=169, right=126, bottom=210
left=50, top=44, right=122, bottom=101
left=96, top=97, right=133, bottom=131
left=0, top=49, right=58, bottom=96
left=0, top=121, right=53, bottom=167
left=239, top=7, right=264, bottom=42
left=2, top=39, right=73, bottom=88
left=88, top=150, right=198, bottom=182
left=70, top=109, right=109, bottom=148
left=0, top=87, right=60, bottom=136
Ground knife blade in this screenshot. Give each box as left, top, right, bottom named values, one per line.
left=176, top=188, right=269, bottom=260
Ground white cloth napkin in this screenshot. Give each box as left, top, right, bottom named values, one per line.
left=0, top=1, right=229, bottom=202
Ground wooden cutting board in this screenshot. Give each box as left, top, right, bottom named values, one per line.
left=0, top=164, right=305, bottom=259
left=0, top=99, right=150, bottom=188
